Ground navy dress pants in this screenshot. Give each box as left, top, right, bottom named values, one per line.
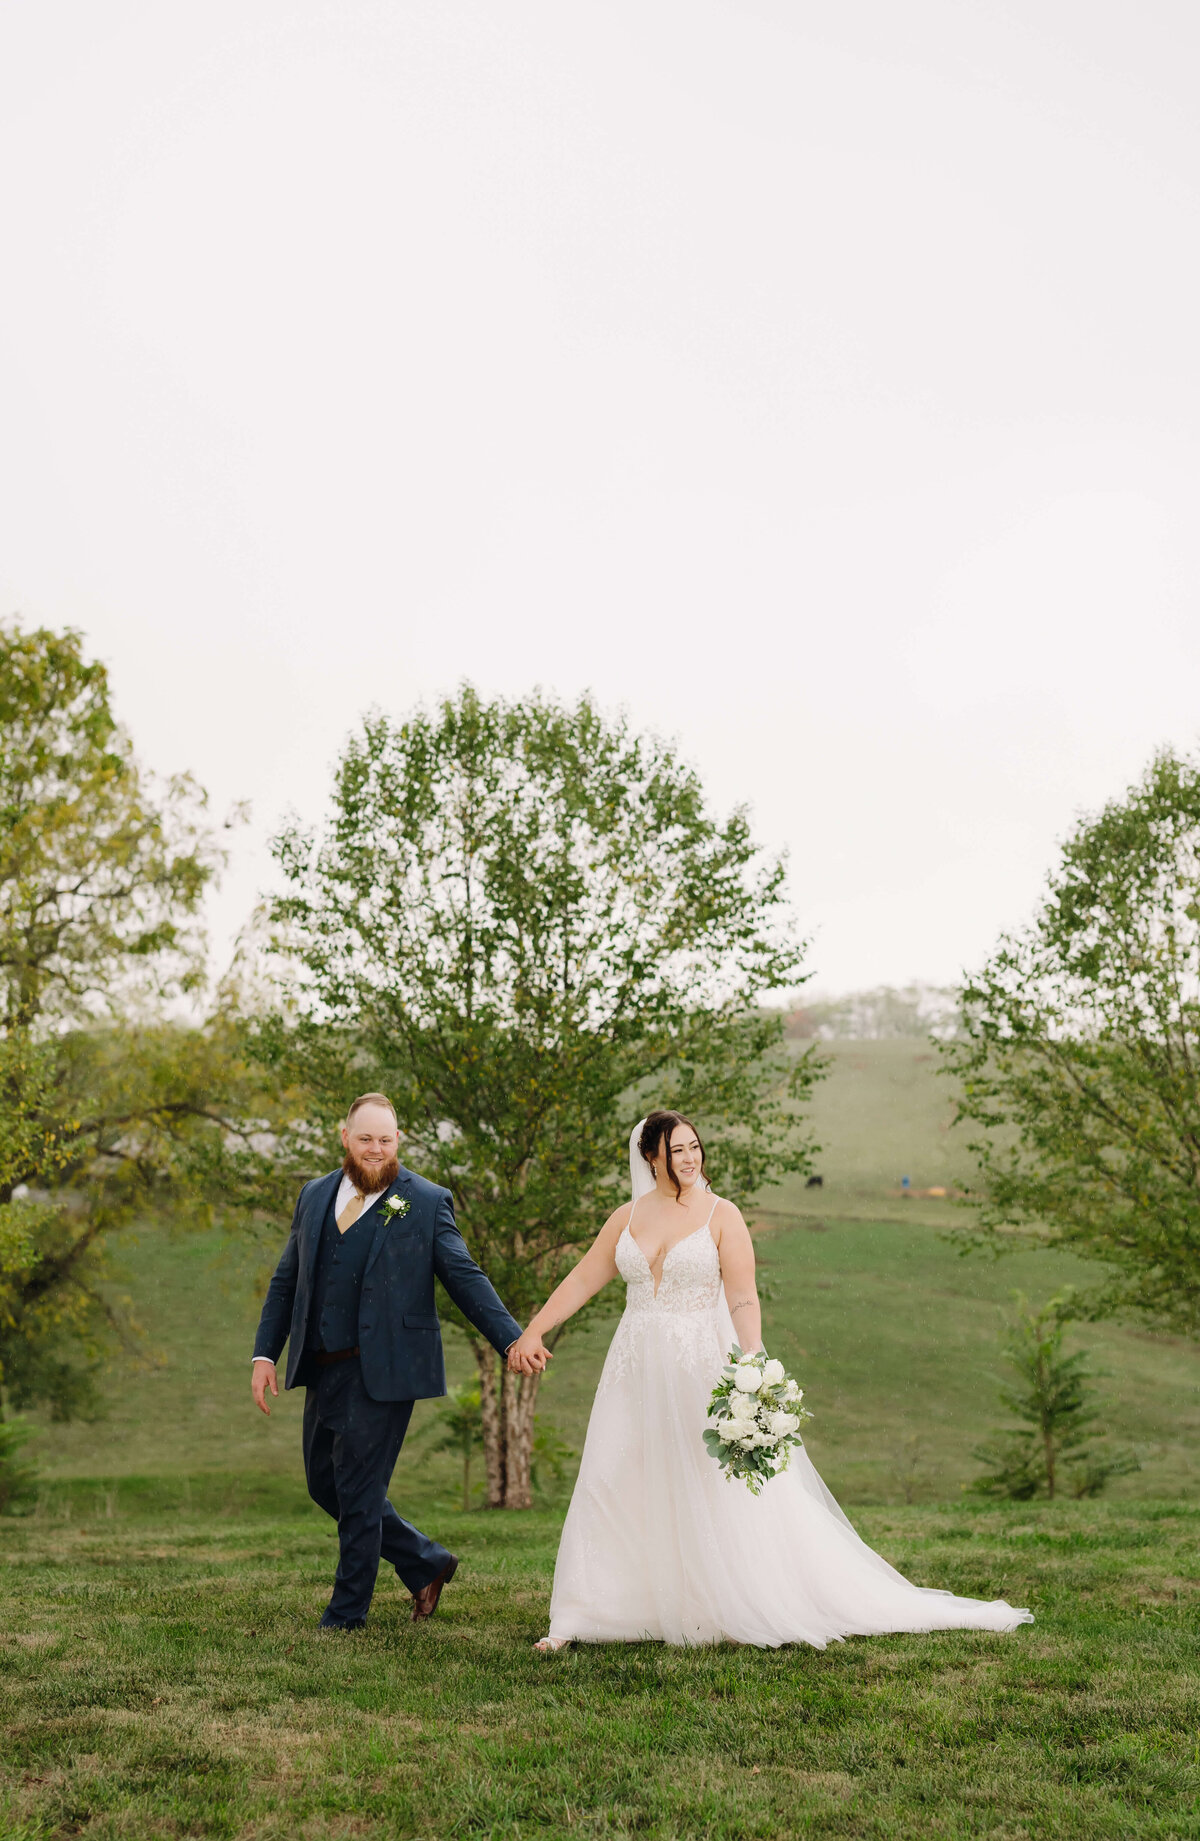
left=302, top=1358, right=453, bottom=1626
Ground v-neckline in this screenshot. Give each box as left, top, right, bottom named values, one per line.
left=625, top=1218, right=714, bottom=1300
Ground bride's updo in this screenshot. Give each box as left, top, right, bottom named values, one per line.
left=639, top=1110, right=708, bottom=1202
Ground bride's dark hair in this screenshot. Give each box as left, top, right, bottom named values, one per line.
left=639, top=1110, right=707, bottom=1203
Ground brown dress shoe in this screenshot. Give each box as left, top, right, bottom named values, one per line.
left=411, top=1555, right=458, bottom=1622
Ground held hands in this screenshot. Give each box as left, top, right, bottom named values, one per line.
left=251, top=1361, right=278, bottom=1415
left=507, top=1330, right=552, bottom=1375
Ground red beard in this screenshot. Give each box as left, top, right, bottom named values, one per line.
left=342, top=1149, right=400, bottom=1195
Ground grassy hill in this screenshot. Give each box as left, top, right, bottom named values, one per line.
left=21, top=1041, right=1200, bottom=1507
left=772, top=1035, right=981, bottom=1224
left=8, top=1043, right=1200, bottom=1838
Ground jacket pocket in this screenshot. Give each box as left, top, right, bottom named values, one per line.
left=402, top=1313, right=441, bottom=1330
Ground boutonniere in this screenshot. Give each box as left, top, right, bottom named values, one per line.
left=380, top=1194, right=410, bottom=1223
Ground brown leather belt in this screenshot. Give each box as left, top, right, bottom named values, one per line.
left=314, top=1345, right=360, bottom=1367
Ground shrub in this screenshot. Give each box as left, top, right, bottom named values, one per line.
left=970, top=1292, right=1140, bottom=1501
left=0, top=1419, right=39, bottom=1516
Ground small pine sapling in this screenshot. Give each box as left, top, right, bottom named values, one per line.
left=970, top=1292, right=1140, bottom=1501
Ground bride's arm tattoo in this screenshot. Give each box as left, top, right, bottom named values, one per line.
left=730, top=1298, right=757, bottom=1316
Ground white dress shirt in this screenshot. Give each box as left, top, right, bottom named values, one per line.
left=251, top=1178, right=388, bottom=1365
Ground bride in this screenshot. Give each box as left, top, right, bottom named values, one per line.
left=507, top=1110, right=1033, bottom=1650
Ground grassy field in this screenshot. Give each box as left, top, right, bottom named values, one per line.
left=4, top=1041, right=1198, bottom=1837
left=770, top=1036, right=1009, bottom=1227
left=23, top=1043, right=1200, bottom=1506
left=29, top=1203, right=1199, bottom=1514
left=1, top=1486, right=1197, bottom=1839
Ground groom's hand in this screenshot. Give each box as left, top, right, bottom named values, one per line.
left=251, top=1361, right=278, bottom=1415
left=507, top=1331, right=552, bottom=1375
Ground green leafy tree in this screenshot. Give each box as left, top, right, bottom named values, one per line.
left=530, top=1421, right=577, bottom=1499
left=787, top=982, right=961, bottom=1040
left=0, top=1418, right=38, bottom=1515
left=422, top=1383, right=484, bottom=1512
left=970, top=1292, right=1139, bottom=1501
left=0, top=621, right=250, bottom=1424
left=264, top=686, right=821, bottom=1508
left=942, top=750, right=1200, bottom=1334
left=417, top=1384, right=575, bottom=1510
left=0, top=621, right=214, bottom=1030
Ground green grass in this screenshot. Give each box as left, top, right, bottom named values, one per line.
left=26, top=1215, right=1198, bottom=1508
left=2, top=1488, right=1197, bottom=1838
left=5, top=1042, right=1200, bottom=1835
left=773, top=1037, right=980, bottom=1227
left=25, top=1046, right=1200, bottom=1505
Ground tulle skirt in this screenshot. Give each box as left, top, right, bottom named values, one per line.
left=547, top=1304, right=1033, bottom=1649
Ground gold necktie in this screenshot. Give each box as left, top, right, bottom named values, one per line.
left=336, top=1190, right=365, bottom=1234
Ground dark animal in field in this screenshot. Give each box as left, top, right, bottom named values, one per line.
left=806, top=1175, right=824, bottom=1188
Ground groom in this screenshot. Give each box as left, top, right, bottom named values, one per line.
left=251, top=1093, right=544, bottom=1630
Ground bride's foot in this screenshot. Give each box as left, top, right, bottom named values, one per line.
left=533, top=1635, right=571, bottom=1652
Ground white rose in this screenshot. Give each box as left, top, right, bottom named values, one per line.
left=729, top=1391, right=758, bottom=1420
left=733, top=1363, right=762, bottom=1393
left=767, top=1410, right=800, bottom=1439
left=718, top=1419, right=744, bottom=1444
left=762, top=1359, right=785, bottom=1388
left=783, top=1380, right=801, bottom=1401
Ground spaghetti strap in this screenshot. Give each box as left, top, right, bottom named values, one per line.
left=629, top=1190, right=717, bottom=1231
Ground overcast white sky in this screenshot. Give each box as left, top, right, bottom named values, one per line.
left=2, top=0, right=1199, bottom=994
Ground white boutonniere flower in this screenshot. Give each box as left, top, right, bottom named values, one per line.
left=380, top=1194, right=410, bottom=1223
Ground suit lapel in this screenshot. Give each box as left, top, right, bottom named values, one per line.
left=302, top=1170, right=341, bottom=1284
left=363, top=1168, right=413, bottom=1279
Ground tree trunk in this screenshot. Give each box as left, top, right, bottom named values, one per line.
left=1039, top=1350, right=1056, bottom=1499
left=462, top=1450, right=471, bottom=1514
left=472, top=1340, right=506, bottom=1508
left=502, top=1366, right=542, bottom=1509
left=471, top=1341, right=545, bottom=1510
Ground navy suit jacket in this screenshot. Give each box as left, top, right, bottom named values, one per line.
left=252, top=1165, right=524, bottom=1401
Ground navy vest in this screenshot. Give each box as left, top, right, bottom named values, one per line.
left=306, top=1188, right=377, bottom=1352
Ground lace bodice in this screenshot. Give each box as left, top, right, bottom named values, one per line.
left=616, top=1216, right=722, bottom=1317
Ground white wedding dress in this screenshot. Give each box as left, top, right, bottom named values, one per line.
left=545, top=1196, right=1033, bottom=1648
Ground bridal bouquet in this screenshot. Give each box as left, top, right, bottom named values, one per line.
left=702, top=1347, right=813, bottom=1495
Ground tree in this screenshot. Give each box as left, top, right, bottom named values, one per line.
left=0, top=622, right=214, bottom=1031
left=0, top=621, right=238, bottom=1422
left=969, top=1293, right=1139, bottom=1501
left=787, top=983, right=961, bottom=1040
left=418, top=1382, right=575, bottom=1510
left=266, top=686, right=821, bottom=1508
left=0, top=1419, right=38, bottom=1515
left=529, top=1420, right=576, bottom=1499
left=942, top=750, right=1200, bottom=1335
left=422, top=1383, right=484, bottom=1512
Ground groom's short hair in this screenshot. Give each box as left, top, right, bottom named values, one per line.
left=345, top=1092, right=398, bottom=1127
